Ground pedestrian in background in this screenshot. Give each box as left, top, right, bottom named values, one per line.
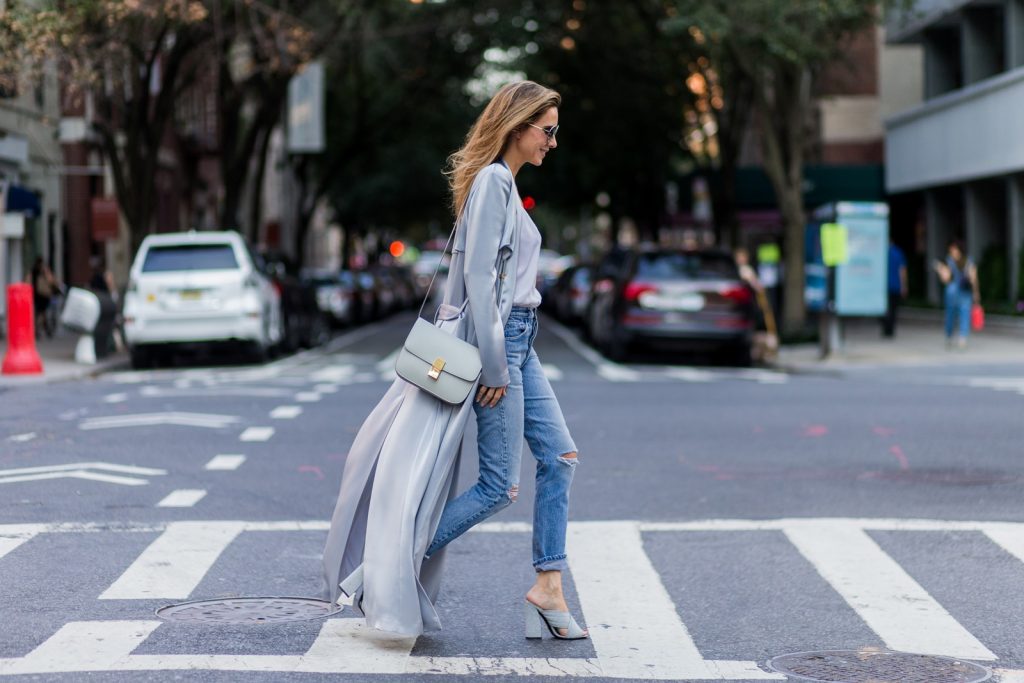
left=27, top=256, right=57, bottom=338
left=322, top=81, right=586, bottom=641
left=933, top=239, right=979, bottom=349
left=882, top=237, right=908, bottom=337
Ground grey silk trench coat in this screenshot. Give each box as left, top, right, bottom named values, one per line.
left=321, top=161, right=524, bottom=636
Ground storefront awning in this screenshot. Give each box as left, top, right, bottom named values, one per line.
left=4, top=184, right=41, bottom=217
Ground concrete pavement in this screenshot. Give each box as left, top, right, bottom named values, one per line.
left=778, top=309, right=1023, bottom=372
left=0, top=328, right=127, bottom=386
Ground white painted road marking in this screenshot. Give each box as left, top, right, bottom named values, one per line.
left=7, top=432, right=36, bottom=442
left=204, top=454, right=246, bottom=471
left=2, top=517, right=1020, bottom=678
left=156, top=489, right=207, bottom=508
left=270, top=405, right=302, bottom=419
left=542, top=363, right=563, bottom=381
left=103, top=393, right=128, bottom=403
left=567, top=521, right=781, bottom=680
left=0, top=621, right=162, bottom=675
left=79, top=413, right=239, bottom=430
left=0, top=462, right=166, bottom=487
left=294, top=392, right=321, bottom=403
left=784, top=524, right=996, bottom=660
left=0, top=525, right=42, bottom=561
left=100, top=522, right=245, bottom=600
left=239, top=427, right=275, bottom=442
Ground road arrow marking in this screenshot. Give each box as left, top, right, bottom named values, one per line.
left=0, top=462, right=167, bottom=486
left=79, top=413, right=239, bottom=430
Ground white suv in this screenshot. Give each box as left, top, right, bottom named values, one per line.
left=123, top=231, right=283, bottom=368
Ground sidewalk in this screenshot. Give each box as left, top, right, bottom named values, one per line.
left=0, top=330, right=128, bottom=386
left=777, top=310, right=1024, bottom=372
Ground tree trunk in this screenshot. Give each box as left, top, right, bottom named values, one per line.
left=753, top=64, right=810, bottom=334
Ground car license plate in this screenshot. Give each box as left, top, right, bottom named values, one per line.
left=180, top=289, right=203, bottom=300
left=674, top=294, right=704, bottom=311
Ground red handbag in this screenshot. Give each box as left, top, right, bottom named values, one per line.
left=971, top=303, right=985, bottom=331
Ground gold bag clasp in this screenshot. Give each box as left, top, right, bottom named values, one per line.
left=428, top=358, right=445, bottom=380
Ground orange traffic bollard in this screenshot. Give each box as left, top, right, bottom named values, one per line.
left=2, top=283, right=44, bottom=375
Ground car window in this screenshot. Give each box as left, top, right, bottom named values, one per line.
left=635, top=252, right=738, bottom=280
left=141, top=244, right=239, bottom=272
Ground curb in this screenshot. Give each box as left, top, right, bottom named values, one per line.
left=0, top=355, right=129, bottom=387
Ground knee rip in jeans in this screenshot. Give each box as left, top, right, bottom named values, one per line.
left=557, top=452, right=579, bottom=467
left=508, top=485, right=519, bottom=503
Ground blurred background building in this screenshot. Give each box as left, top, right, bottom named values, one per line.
left=886, top=0, right=1024, bottom=309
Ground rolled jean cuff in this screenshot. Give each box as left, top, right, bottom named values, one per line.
left=534, top=554, right=568, bottom=572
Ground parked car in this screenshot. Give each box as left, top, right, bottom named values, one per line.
left=372, top=265, right=416, bottom=313
left=549, top=263, right=594, bottom=324
left=412, top=250, right=449, bottom=299
left=586, top=247, right=755, bottom=364
left=302, top=268, right=357, bottom=328
left=123, top=230, right=283, bottom=368
left=536, top=249, right=572, bottom=299
left=259, top=251, right=330, bottom=351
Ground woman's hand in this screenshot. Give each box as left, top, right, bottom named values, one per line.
left=476, top=384, right=508, bottom=408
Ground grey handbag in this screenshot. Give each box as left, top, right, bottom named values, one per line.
left=395, top=224, right=482, bottom=405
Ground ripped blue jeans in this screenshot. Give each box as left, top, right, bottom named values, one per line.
left=426, top=307, right=578, bottom=571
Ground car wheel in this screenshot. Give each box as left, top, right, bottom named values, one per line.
left=604, top=327, right=629, bottom=362
left=129, top=347, right=152, bottom=370
left=722, top=343, right=752, bottom=368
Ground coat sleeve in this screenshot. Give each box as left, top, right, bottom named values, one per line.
left=463, top=165, right=512, bottom=387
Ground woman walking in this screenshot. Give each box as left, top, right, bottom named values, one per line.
left=933, top=239, right=979, bottom=349
left=321, top=81, right=586, bottom=640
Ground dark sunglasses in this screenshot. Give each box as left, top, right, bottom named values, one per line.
left=527, top=123, right=559, bottom=140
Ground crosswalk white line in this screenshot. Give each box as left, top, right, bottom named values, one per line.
left=0, top=525, right=42, bottom=561
left=239, top=427, right=274, bottom=442
left=542, top=363, right=563, bottom=381
left=156, top=489, right=207, bottom=508
left=300, top=619, right=414, bottom=673
left=596, top=364, right=641, bottom=382
left=100, top=522, right=245, bottom=599
left=784, top=524, right=996, bottom=660
left=0, top=621, right=162, bottom=675
left=204, top=454, right=246, bottom=471
left=566, top=521, right=781, bottom=680
left=294, top=392, right=321, bottom=403
left=270, top=405, right=302, bottom=419
left=309, top=365, right=355, bottom=383
left=982, top=526, right=1024, bottom=566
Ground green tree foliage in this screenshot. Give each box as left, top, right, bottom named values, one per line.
left=667, top=0, right=899, bottom=331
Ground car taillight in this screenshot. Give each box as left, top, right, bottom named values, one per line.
left=720, top=285, right=753, bottom=305
left=272, top=280, right=283, bottom=296
left=623, top=281, right=658, bottom=302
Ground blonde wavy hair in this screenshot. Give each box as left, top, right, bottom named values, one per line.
left=445, top=81, right=561, bottom=219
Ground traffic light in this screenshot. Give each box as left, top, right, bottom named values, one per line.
left=389, top=240, right=406, bottom=258
left=522, top=196, right=536, bottom=211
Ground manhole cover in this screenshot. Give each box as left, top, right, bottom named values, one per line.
left=768, top=649, right=991, bottom=683
left=156, top=597, right=342, bottom=624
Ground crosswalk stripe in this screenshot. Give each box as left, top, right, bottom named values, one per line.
left=156, top=489, right=207, bottom=508
left=0, top=621, right=162, bottom=675
left=596, top=364, right=641, bottom=382
left=239, top=427, right=274, bottom=442
left=542, top=363, right=563, bottom=381
left=784, top=524, right=996, bottom=660
left=0, top=525, right=42, bottom=561
left=270, top=405, right=302, bottom=419
left=204, top=454, right=246, bottom=471
left=99, top=522, right=245, bottom=600
left=566, top=521, right=782, bottom=680
left=982, top=526, right=1024, bottom=566
left=299, top=619, right=414, bottom=673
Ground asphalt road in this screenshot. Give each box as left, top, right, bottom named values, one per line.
left=2, top=311, right=1023, bottom=682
